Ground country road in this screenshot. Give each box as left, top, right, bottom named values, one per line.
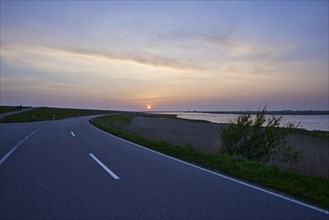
left=0, top=116, right=328, bottom=219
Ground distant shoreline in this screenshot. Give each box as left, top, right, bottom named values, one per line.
left=152, top=110, right=329, bottom=116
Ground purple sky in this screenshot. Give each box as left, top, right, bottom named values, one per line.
left=1, top=1, right=328, bottom=111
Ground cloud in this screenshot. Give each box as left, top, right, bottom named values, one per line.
left=157, top=30, right=234, bottom=47
left=154, top=23, right=314, bottom=69
left=1, top=42, right=203, bottom=72
left=121, top=49, right=203, bottom=71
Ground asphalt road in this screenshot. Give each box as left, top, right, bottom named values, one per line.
left=1, top=116, right=328, bottom=219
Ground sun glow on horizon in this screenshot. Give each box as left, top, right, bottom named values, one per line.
left=1, top=1, right=327, bottom=111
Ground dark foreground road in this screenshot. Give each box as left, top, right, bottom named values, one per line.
left=1, top=116, right=328, bottom=219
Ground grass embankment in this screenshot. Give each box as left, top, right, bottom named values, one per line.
left=0, top=105, right=30, bottom=114
left=0, top=107, right=114, bottom=122
left=91, top=113, right=329, bottom=210
left=96, top=113, right=329, bottom=177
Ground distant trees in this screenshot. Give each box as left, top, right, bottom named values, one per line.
left=221, top=106, right=300, bottom=164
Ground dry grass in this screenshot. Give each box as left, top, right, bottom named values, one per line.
left=114, top=116, right=225, bottom=152
left=284, top=133, right=329, bottom=178
left=112, top=115, right=329, bottom=178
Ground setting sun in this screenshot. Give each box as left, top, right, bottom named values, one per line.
left=1, top=1, right=327, bottom=111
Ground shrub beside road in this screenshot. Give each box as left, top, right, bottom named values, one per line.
left=91, top=113, right=329, bottom=210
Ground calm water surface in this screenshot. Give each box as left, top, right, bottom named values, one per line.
left=160, top=112, right=329, bottom=131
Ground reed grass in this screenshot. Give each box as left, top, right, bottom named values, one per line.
left=91, top=114, right=329, bottom=210
left=110, top=113, right=329, bottom=178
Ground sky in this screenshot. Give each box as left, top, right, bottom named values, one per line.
left=1, top=1, right=328, bottom=111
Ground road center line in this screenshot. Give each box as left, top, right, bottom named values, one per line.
left=0, top=129, right=39, bottom=166
left=89, top=153, right=120, bottom=180
left=71, top=131, right=75, bottom=137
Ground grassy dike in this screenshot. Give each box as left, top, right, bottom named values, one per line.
left=0, top=107, right=114, bottom=122
left=91, top=114, right=329, bottom=210
left=0, top=105, right=31, bottom=114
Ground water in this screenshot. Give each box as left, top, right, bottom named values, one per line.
left=160, top=112, right=329, bottom=131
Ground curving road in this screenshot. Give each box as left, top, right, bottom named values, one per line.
left=0, top=116, right=328, bottom=219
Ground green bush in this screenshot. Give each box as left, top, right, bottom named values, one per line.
left=221, top=107, right=300, bottom=164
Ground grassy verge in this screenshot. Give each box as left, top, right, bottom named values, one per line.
left=0, top=107, right=115, bottom=122
left=91, top=114, right=329, bottom=210
left=0, top=105, right=31, bottom=114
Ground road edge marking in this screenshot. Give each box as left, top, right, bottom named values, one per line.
left=0, top=129, right=39, bottom=166
left=89, top=153, right=120, bottom=180
left=89, top=120, right=329, bottom=215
